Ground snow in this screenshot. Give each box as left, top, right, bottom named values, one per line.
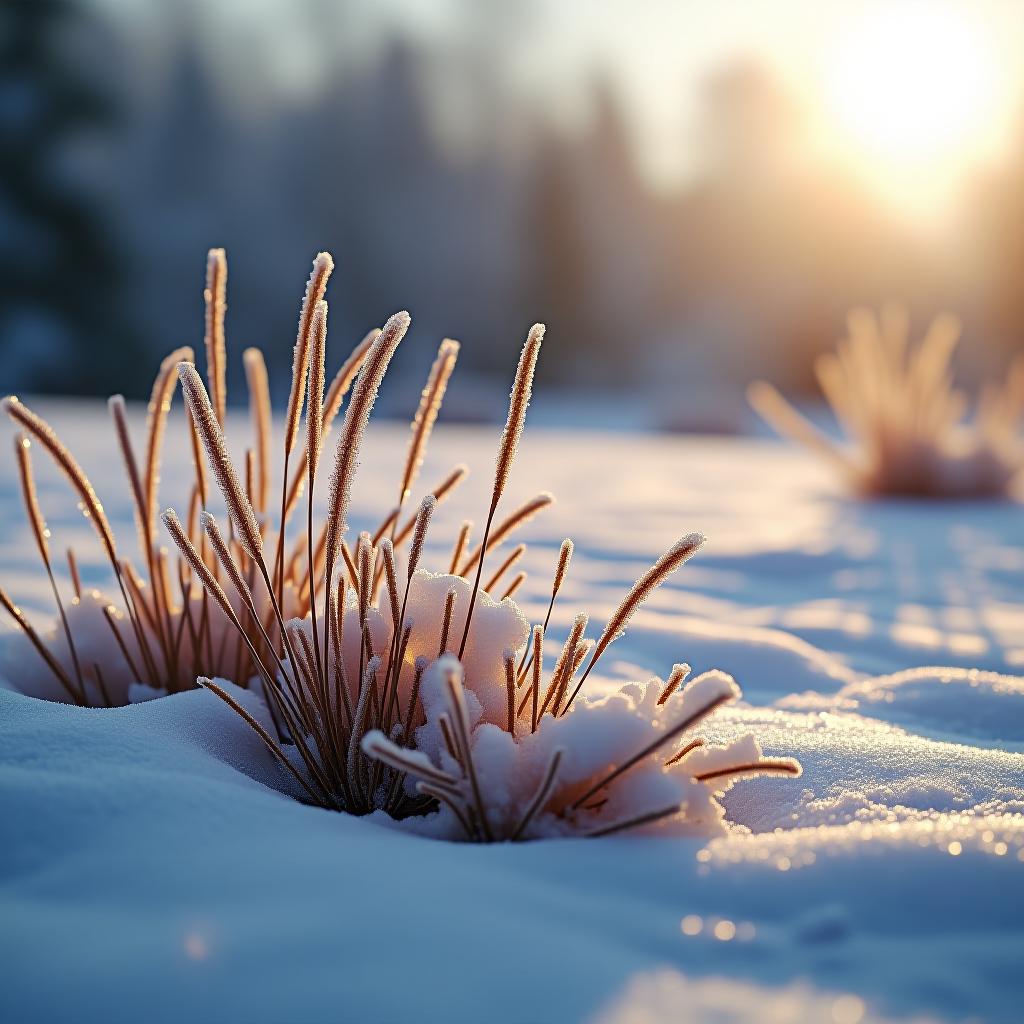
left=595, top=971, right=933, bottom=1024
left=780, top=667, right=1024, bottom=747
left=1, top=401, right=1023, bottom=1022
left=401, top=568, right=529, bottom=725
left=366, top=652, right=785, bottom=840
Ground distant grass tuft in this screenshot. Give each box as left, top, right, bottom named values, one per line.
left=749, top=303, right=1024, bottom=497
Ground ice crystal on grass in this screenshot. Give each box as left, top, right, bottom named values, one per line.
left=2, top=249, right=799, bottom=838
left=749, top=303, right=1024, bottom=497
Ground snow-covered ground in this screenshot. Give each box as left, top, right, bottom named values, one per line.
left=1, top=401, right=1023, bottom=1023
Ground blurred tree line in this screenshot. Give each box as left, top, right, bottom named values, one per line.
left=0, top=0, right=141, bottom=394
left=1, top=0, right=1022, bottom=428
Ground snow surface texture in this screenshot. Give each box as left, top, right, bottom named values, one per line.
left=1, top=403, right=1023, bottom=1022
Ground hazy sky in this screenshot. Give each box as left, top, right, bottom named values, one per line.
left=97, top=0, right=1024, bottom=213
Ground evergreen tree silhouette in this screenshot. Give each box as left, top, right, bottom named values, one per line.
left=0, top=0, right=140, bottom=394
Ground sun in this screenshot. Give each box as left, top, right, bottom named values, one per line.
left=824, top=3, right=998, bottom=194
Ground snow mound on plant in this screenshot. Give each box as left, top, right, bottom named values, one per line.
left=0, top=589, right=139, bottom=705
left=0, top=585, right=262, bottom=706
left=400, top=569, right=529, bottom=723
left=284, top=569, right=528, bottom=734
left=372, top=655, right=796, bottom=840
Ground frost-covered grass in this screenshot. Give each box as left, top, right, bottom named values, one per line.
left=0, top=250, right=799, bottom=841
left=749, top=304, right=1024, bottom=497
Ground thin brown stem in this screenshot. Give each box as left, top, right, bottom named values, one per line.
left=511, top=748, right=563, bottom=841
left=445, top=669, right=493, bottom=842
left=582, top=803, right=682, bottom=838
left=0, top=586, right=82, bottom=703
left=503, top=650, right=516, bottom=737
left=563, top=533, right=705, bottom=715
left=693, top=759, right=801, bottom=784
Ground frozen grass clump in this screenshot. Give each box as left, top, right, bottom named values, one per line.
left=2, top=248, right=799, bottom=839
left=2, top=252, right=349, bottom=703
left=748, top=303, right=1024, bottom=498
left=365, top=649, right=799, bottom=840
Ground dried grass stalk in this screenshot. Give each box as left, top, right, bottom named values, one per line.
left=494, top=324, right=544, bottom=504
left=109, top=396, right=149, bottom=553
left=284, top=252, right=334, bottom=457
left=449, top=521, right=472, bottom=574
left=161, top=509, right=237, bottom=625
left=9, top=434, right=88, bottom=704
left=458, top=324, right=544, bottom=657
left=243, top=347, right=272, bottom=513
left=66, top=548, right=82, bottom=599
left=14, top=435, right=49, bottom=563
left=407, top=495, right=435, bottom=582
left=539, top=612, right=587, bottom=717
left=0, top=585, right=79, bottom=701
left=510, top=748, right=563, bottom=840
left=3, top=397, right=119, bottom=564
left=564, top=533, right=705, bottom=713
left=658, top=663, right=691, bottom=705
left=517, top=538, right=572, bottom=680
left=306, top=300, right=328, bottom=475
left=145, top=347, right=194, bottom=538
left=282, top=328, right=378, bottom=523
left=201, top=512, right=258, bottom=614
left=204, top=249, right=228, bottom=426
left=398, top=338, right=459, bottom=511
left=178, top=363, right=263, bottom=562
left=324, top=311, right=411, bottom=595
left=530, top=624, right=543, bottom=732
left=552, top=539, right=573, bottom=594
left=458, top=493, right=554, bottom=576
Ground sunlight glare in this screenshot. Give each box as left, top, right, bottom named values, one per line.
left=827, top=4, right=994, bottom=162
left=823, top=3, right=1001, bottom=211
